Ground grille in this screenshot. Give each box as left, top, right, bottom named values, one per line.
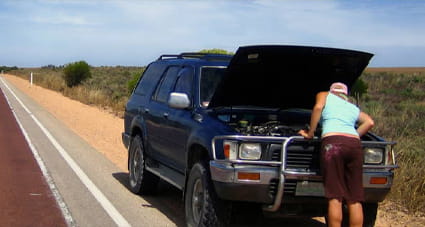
left=268, top=179, right=302, bottom=196
left=268, top=140, right=321, bottom=198
left=271, top=148, right=281, bottom=161
left=269, top=179, right=279, bottom=197
left=284, top=179, right=297, bottom=194
left=271, top=141, right=320, bottom=171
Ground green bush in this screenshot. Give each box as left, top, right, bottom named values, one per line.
left=0, top=66, right=18, bottom=72
left=127, top=72, right=142, bottom=94
left=351, top=78, right=368, bottom=99
left=63, top=61, right=91, bottom=87
left=199, top=48, right=234, bottom=55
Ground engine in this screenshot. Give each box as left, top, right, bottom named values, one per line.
left=235, top=121, right=301, bottom=137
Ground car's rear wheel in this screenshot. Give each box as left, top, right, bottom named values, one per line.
left=128, top=135, right=159, bottom=195
left=185, top=162, right=231, bottom=227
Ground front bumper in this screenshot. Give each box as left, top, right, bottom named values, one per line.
left=210, top=135, right=398, bottom=212
left=210, top=160, right=395, bottom=209
left=210, top=162, right=279, bottom=204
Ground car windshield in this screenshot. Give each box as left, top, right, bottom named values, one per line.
left=200, top=67, right=226, bottom=107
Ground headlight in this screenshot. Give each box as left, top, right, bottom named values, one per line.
left=364, top=147, right=384, bottom=164
left=239, top=143, right=262, bottom=160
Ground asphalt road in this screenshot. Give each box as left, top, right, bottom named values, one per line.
left=0, top=76, right=326, bottom=227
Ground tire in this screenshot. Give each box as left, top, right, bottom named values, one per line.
left=128, top=135, right=159, bottom=195
left=185, top=162, right=231, bottom=227
left=363, top=203, right=378, bottom=227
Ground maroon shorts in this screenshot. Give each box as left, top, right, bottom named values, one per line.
left=321, top=135, right=364, bottom=203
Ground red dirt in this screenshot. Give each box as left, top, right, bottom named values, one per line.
left=365, top=67, right=425, bottom=74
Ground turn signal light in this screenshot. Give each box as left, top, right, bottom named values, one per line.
left=237, top=172, right=260, bottom=181
left=224, top=144, right=230, bottom=158
left=370, top=177, right=388, bottom=185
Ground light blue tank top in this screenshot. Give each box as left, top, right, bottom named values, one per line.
left=321, top=93, right=360, bottom=136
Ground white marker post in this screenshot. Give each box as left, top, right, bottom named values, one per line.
left=30, top=72, right=33, bottom=87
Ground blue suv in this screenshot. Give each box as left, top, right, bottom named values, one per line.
left=122, top=46, right=397, bottom=227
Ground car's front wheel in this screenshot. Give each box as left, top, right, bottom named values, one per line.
left=128, top=135, right=159, bottom=195
left=185, top=162, right=231, bottom=227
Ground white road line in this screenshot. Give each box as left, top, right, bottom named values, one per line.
left=0, top=78, right=131, bottom=227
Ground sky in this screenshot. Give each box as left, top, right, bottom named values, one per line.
left=0, top=0, right=424, bottom=67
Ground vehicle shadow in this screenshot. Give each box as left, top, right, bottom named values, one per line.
left=112, top=172, right=186, bottom=226
left=112, top=172, right=326, bottom=227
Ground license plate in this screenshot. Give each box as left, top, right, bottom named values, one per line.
left=295, top=181, right=325, bottom=197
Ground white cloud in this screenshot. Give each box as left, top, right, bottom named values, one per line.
left=31, top=14, right=94, bottom=26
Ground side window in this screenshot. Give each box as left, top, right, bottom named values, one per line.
left=200, top=67, right=226, bottom=107
left=153, top=66, right=180, bottom=103
left=134, top=63, right=165, bottom=96
left=174, top=66, right=194, bottom=96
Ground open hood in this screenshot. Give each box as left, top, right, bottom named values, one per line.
left=208, top=45, right=373, bottom=110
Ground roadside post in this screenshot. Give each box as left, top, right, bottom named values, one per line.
left=30, top=72, right=33, bottom=87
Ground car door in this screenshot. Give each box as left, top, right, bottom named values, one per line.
left=145, top=65, right=194, bottom=172
left=162, top=66, right=194, bottom=172
left=145, top=65, right=181, bottom=168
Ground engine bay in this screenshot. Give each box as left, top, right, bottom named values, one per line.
left=235, top=120, right=302, bottom=137
left=216, top=108, right=312, bottom=137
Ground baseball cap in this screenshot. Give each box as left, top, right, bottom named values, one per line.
left=330, top=82, right=348, bottom=95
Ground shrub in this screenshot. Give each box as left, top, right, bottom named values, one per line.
left=0, top=66, right=18, bottom=72
left=127, top=71, right=142, bottom=94
left=63, top=61, right=91, bottom=87
left=199, top=48, right=234, bottom=55
left=351, top=78, right=368, bottom=99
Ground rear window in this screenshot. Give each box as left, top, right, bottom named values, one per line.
left=134, top=63, right=166, bottom=96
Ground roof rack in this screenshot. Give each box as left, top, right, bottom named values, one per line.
left=157, top=52, right=233, bottom=61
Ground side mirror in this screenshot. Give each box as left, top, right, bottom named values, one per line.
left=168, top=92, right=191, bottom=109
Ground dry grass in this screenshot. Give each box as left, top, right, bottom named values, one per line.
left=9, top=66, right=144, bottom=117
left=361, top=71, right=425, bottom=213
